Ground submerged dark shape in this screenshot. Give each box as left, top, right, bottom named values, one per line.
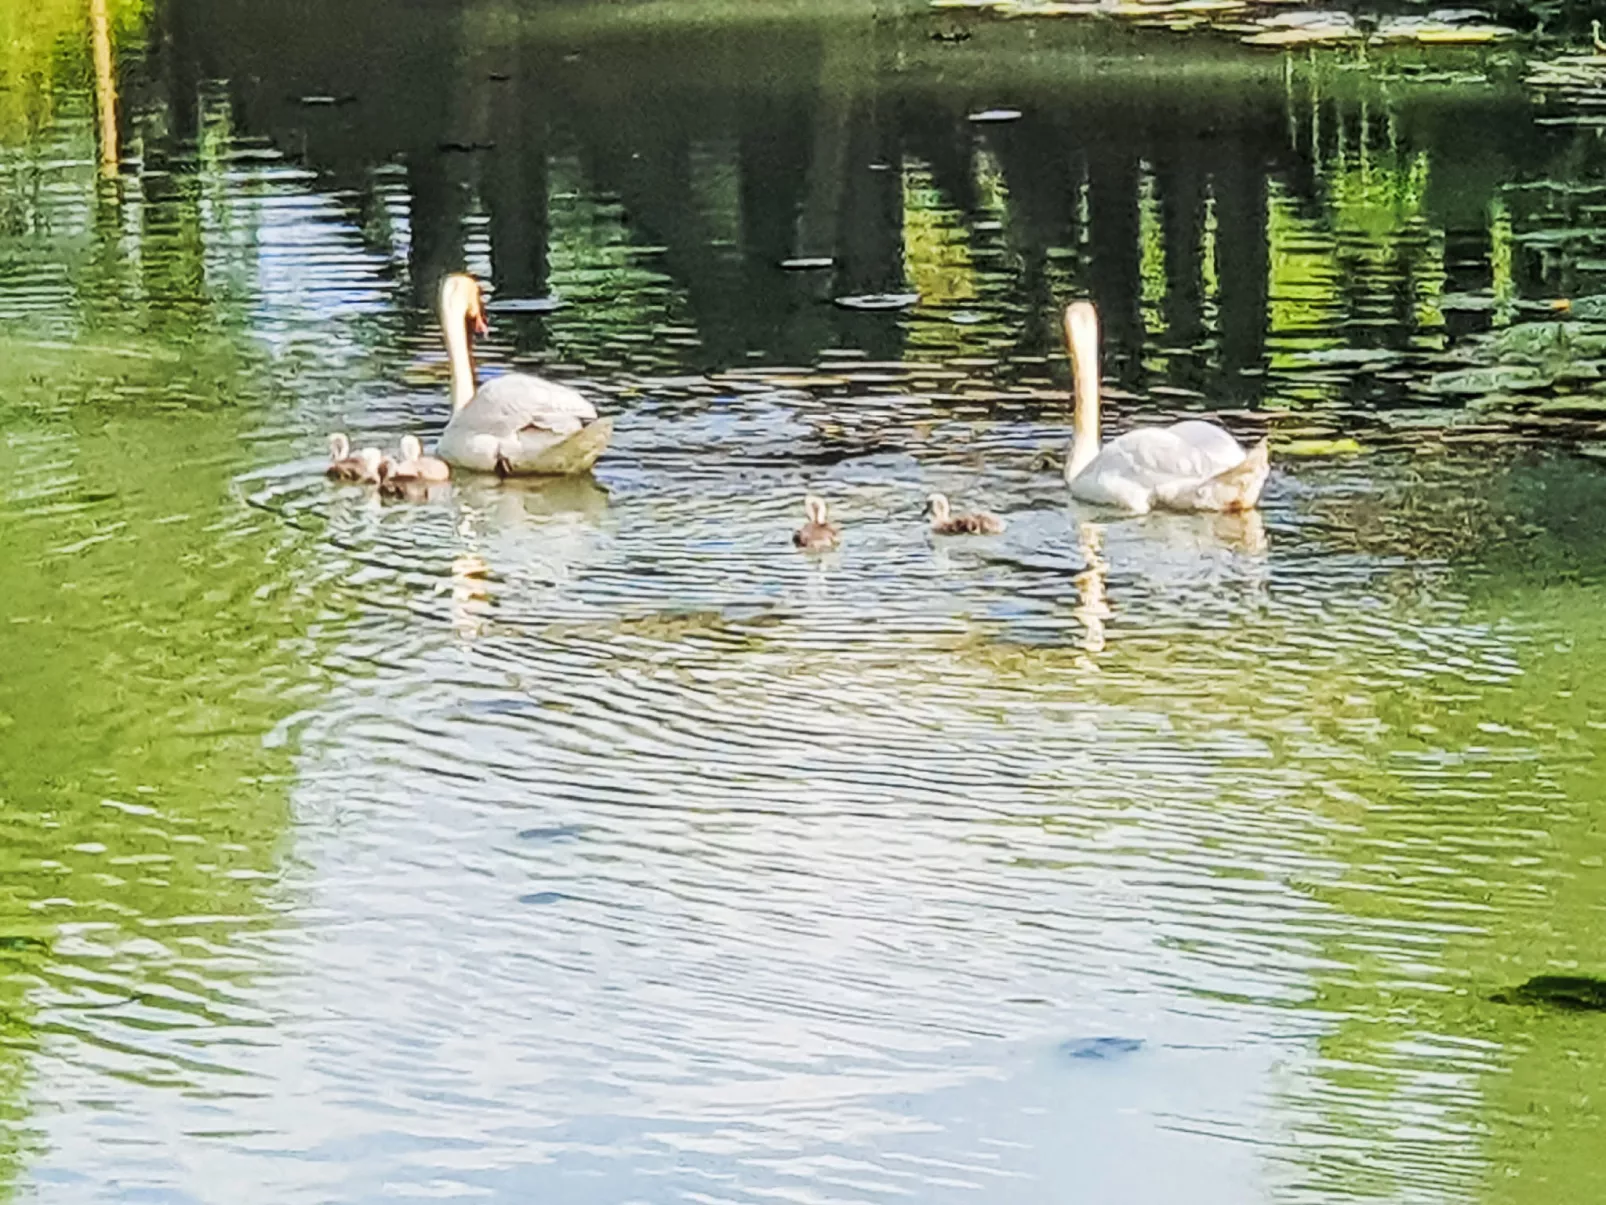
left=1493, top=975, right=1606, bottom=1011
left=1060, top=1036, right=1144, bottom=1060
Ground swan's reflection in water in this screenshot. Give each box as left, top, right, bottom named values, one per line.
left=1069, top=507, right=1270, bottom=657
left=447, top=473, right=611, bottom=526
left=433, top=475, right=612, bottom=638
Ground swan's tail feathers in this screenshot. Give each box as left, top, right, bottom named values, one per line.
left=496, top=416, right=615, bottom=477
left=1214, top=437, right=1269, bottom=513
left=1154, top=438, right=1270, bottom=513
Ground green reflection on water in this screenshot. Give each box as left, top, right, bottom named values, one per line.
left=2, top=0, right=1606, bottom=1199
left=0, top=10, right=315, bottom=1194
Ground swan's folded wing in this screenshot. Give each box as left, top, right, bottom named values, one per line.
left=1165, top=420, right=1246, bottom=472
left=472, top=373, right=597, bottom=436
left=1103, top=427, right=1238, bottom=488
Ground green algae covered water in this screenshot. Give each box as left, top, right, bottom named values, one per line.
left=3, top=1, right=1606, bottom=1201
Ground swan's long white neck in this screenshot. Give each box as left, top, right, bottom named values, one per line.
left=1064, top=305, right=1102, bottom=482
left=441, top=294, right=478, bottom=412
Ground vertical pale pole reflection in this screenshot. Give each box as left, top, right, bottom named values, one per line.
left=1073, top=520, right=1111, bottom=655
left=450, top=505, right=493, bottom=640
left=89, top=0, right=119, bottom=177
left=450, top=551, right=493, bottom=640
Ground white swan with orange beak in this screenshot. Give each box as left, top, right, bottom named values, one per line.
left=435, top=274, right=614, bottom=476
left=1062, top=301, right=1269, bottom=513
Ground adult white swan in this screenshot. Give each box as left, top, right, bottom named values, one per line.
left=1062, top=301, right=1269, bottom=513
left=434, top=273, right=614, bottom=476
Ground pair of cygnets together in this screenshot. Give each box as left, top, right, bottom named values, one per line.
left=327, top=432, right=451, bottom=494
left=793, top=492, right=1004, bottom=550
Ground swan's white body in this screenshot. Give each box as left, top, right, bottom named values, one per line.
left=1062, top=302, right=1268, bottom=514
left=434, top=274, right=613, bottom=476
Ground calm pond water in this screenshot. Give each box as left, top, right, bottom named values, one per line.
left=4, top=0, right=1606, bottom=1201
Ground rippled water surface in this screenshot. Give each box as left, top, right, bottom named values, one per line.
left=4, top=1, right=1606, bottom=1201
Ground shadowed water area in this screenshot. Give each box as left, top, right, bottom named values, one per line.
left=4, top=0, right=1606, bottom=1200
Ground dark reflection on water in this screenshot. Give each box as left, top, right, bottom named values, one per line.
left=4, top=1, right=1606, bottom=1203
left=127, top=0, right=1605, bottom=418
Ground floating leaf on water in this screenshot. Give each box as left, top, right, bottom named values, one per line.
left=1291, top=347, right=1404, bottom=369
left=1104, top=0, right=1198, bottom=16
left=1243, top=11, right=1356, bottom=44
left=1170, top=0, right=1250, bottom=11
left=1278, top=437, right=1366, bottom=456
left=1385, top=20, right=1512, bottom=44
left=766, top=375, right=851, bottom=388
left=968, top=108, right=1024, bottom=122
left=1425, top=365, right=1554, bottom=395
left=1437, top=292, right=1499, bottom=312
left=1379, top=407, right=1478, bottom=429
left=1513, top=228, right=1602, bottom=248
left=1000, top=1, right=1099, bottom=14
left=1243, top=23, right=1356, bottom=46
left=780, top=256, right=835, bottom=270
left=1243, top=11, right=1511, bottom=46
left=834, top=293, right=921, bottom=311
left=487, top=296, right=566, bottom=313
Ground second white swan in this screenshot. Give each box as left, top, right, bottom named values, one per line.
left=434, top=273, right=614, bottom=476
left=1061, top=301, right=1268, bottom=513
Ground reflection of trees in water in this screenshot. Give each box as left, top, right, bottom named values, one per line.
left=0, top=395, right=305, bottom=1197
left=112, top=0, right=1604, bottom=430
left=12, top=2, right=1606, bottom=411
left=1, top=5, right=321, bottom=1191
left=97, top=0, right=1580, bottom=433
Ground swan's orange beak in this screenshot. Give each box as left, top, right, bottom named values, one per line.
left=471, top=310, right=489, bottom=337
